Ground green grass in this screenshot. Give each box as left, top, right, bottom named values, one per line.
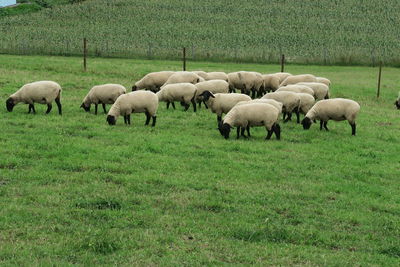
left=1, top=0, right=400, bottom=65
left=0, top=54, right=400, bottom=265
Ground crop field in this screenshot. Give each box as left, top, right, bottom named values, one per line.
left=1, top=0, right=400, bottom=65
left=0, top=54, right=399, bottom=265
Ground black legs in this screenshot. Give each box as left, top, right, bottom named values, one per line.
left=167, top=101, right=176, bottom=109
left=236, top=127, right=240, bottom=139
left=295, top=107, right=300, bottom=123
left=191, top=99, right=197, bottom=112
left=102, top=103, right=107, bottom=114
left=123, top=115, right=131, bottom=125
left=95, top=104, right=98, bottom=115
left=28, top=104, right=36, bottom=114
left=46, top=104, right=52, bottom=114
left=145, top=112, right=151, bottom=125
left=350, top=122, right=356, bottom=136
left=265, top=123, right=281, bottom=140
left=151, top=116, right=157, bottom=127
left=320, top=120, right=329, bottom=131
left=55, top=97, right=62, bottom=115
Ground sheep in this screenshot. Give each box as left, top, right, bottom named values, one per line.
left=274, top=72, right=292, bottom=84
left=81, top=84, right=126, bottom=115
left=162, top=71, right=204, bottom=87
left=301, top=98, right=360, bottom=136
left=106, top=91, right=158, bottom=126
left=227, top=71, right=263, bottom=97
left=395, top=92, right=400, bottom=109
left=6, top=81, right=62, bottom=115
left=280, top=74, right=317, bottom=86
left=316, top=77, right=331, bottom=86
left=294, top=93, right=315, bottom=123
left=276, top=84, right=315, bottom=97
left=198, top=90, right=251, bottom=122
left=132, top=71, right=174, bottom=92
left=193, top=71, right=209, bottom=80
left=156, top=83, right=197, bottom=112
left=235, top=99, right=283, bottom=114
left=262, top=91, right=301, bottom=123
left=227, top=72, right=246, bottom=93
left=261, top=74, right=280, bottom=93
left=218, top=103, right=281, bottom=140
left=206, top=72, right=228, bottom=81
left=194, top=80, right=229, bottom=108
left=297, top=82, right=330, bottom=100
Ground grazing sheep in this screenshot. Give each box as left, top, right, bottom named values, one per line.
left=236, top=99, right=283, bottom=114
left=132, top=71, right=174, bottom=92
left=193, top=71, right=209, bottom=80
left=301, top=98, right=360, bottom=135
left=294, top=93, right=315, bottom=123
left=276, top=84, right=315, bottom=97
left=262, top=91, right=301, bottom=123
left=274, top=72, right=292, bottom=84
left=316, top=77, right=331, bottom=86
left=194, top=80, right=229, bottom=108
left=395, top=92, right=400, bottom=109
left=6, top=81, right=62, bottom=115
left=162, top=71, right=204, bottom=87
left=156, top=83, right=197, bottom=112
left=297, top=82, right=330, bottom=100
left=261, top=74, right=280, bottom=93
left=106, top=91, right=158, bottom=126
left=227, top=72, right=246, bottom=93
left=280, top=74, right=317, bottom=86
left=218, top=103, right=281, bottom=140
left=198, top=90, right=251, bottom=122
left=206, top=72, right=228, bottom=81
left=81, top=84, right=126, bottom=115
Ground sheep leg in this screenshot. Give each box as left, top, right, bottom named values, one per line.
left=282, top=112, right=287, bottom=120
left=236, top=127, right=240, bottom=139
left=350, top=122, right=356, bottom=136
left=124, top=115, right=127, bottom=125
left=191, top=99, right=197, bottom=112
left=241, top=127, right=248, bottom=138
left=284, top=112, right=292, bottom=123
left=246, top=126, right=251, bottom=137
left=28, top=104, right=34, bottom=114
left=251, top=89, right=256, bottom=99
left=217, top=115, right=222, bottom=123
left=323, top=121, right=329, bottom=131
left=295, top=107, right=300, bottom=123
left=102, top=103, right=107, bottom=114
left=198, top=101, right=201, bottom=108
left=55, top=97, right=62, bottom=115
left=145, top=112, right=151, bottom=125
left=320, top=120, right=323, bottom=130
left=203, top=101, right=208, bottom=109
left=273, top=123, right=281, bottom=140
left=127, top=114, right=131, bottom=125
left=151, top=116, right=157, bottom=127
left=46, top=103, right=52, bottom=114
left=166, top=102, right=170, bottom=109
left=30, top=104, right=36, bottom=114
left=265, top=129, right=273, bottom=140
left=94, top=104, right=98, bottom=115
left=183, top=103, right=190, bottom=111
left=171, top=102, right=176, bottom=109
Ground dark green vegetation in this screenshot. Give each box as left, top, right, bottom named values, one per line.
left=1, top=0, right=400, bottom=65
left=0, top=54, right=399, bottom=265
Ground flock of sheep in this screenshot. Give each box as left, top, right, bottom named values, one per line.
left=5, top=70, right=362, bottom=139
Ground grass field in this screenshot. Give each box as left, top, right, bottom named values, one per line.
left=1, top=0, right=400, bottom=65
left=0, top=54, right=400, bottom=265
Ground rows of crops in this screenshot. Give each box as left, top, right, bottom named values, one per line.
left=1, top=0, right=400, bottom=65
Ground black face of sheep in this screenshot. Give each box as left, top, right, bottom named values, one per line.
left=395, top=99, right=400, bottom=109
left=107, top=115, right=116, bottom=125
left=198, top=91, right=215, bottom=102
left=132, top=85, right=137, bottom=91
left=6, top=98, right=15, bottom=112
left=80, top=103, right=90, bottom=112
left=301, top=117, right=312, bottom=130
left=218, top=122, right=231, bottom=139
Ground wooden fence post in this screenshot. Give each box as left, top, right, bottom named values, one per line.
left=280, top=54, right=285, bottom=72
left=183, top=47, right=186, bottom=71
left=377, top=61, right=382, bottom=98
left=83, top=38, right=87, bottom=72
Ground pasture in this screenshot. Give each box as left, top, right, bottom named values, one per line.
left=0, top=54, right=399, bottom=265
left=1, top=0, right=400, bottom=65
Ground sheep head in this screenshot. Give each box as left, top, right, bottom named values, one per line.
left=301, top=117, right=312, bottom=130
left=6, top=97, right=15, bottom=112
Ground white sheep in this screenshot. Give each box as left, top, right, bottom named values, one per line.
left=81, top=84, right=126, bottom=115
left=235, top=99, right=283, bottom=114
left=198, top=90, right=251, bottom=122
left=316, top=77, right=331, bottom=86
left=301, top=98, right=360, bottom=135
left=276, top=84, right=315, bottom=97
left=295, top=93, right=315, bottom=123
left=227, top=72, right=246, bottom=93
left=238, top=71, right=263, bottom=98
left=261, top=74, right=280, bottom=93
left=162, top=71, right=204, bottom=87
left=297, top=82, right=330, bottom=100
left=6, top=81, right=62, bottom=115
left=192, top=71, right=209, bottom=80
left=262, top=91, right=301, bottom=123
left=218, top=103, right=281, bottom=140
left=156, top=83, right=197, bottom=112
left=132, top=71, right=174, bottom=92
left=194, top=80, right=229, bottom=108
left=106, top=91, right=158, bottom=126
left=280, top=74, right=317, bottom=86
left=206, top=72, right=228, bottom=81
left=274, top=72, right=292, bottom=84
